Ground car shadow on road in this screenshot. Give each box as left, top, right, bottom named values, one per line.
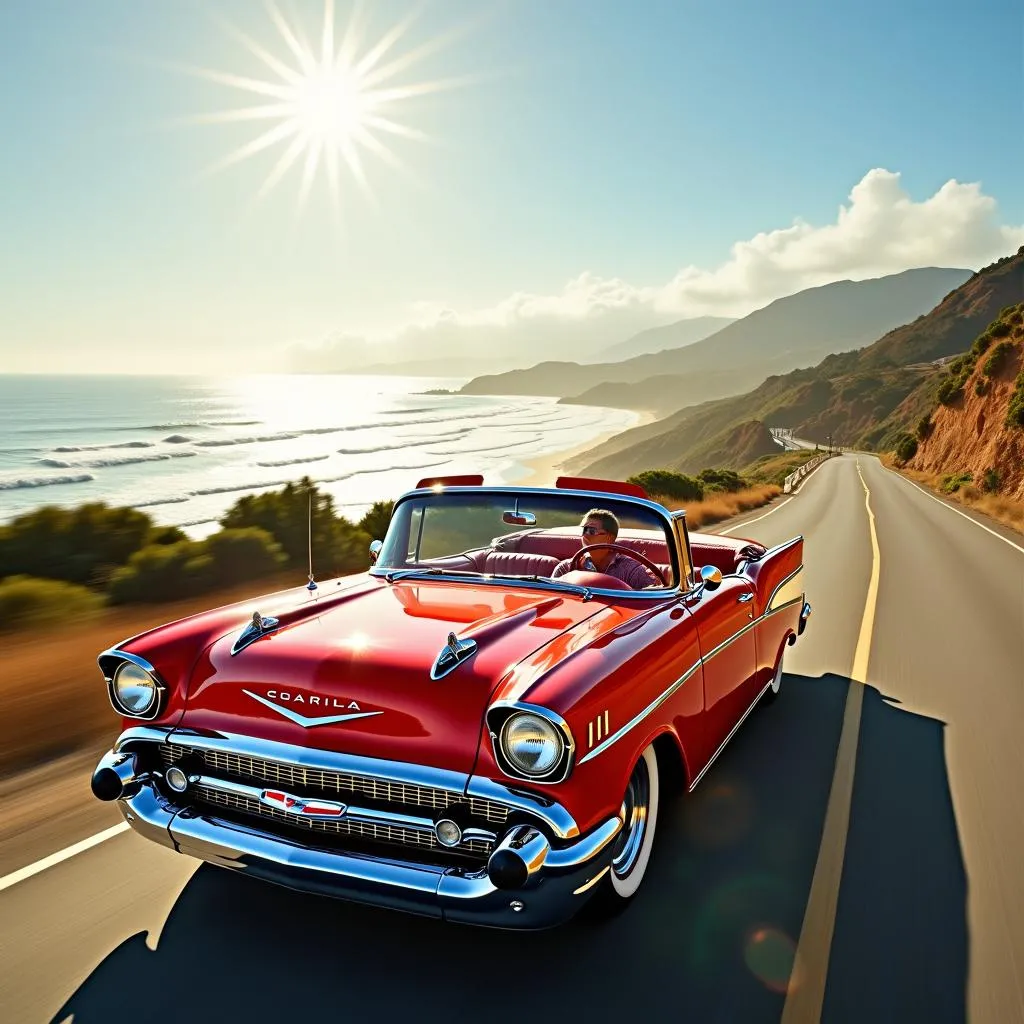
left=50, top=674, right=967, bottom=1024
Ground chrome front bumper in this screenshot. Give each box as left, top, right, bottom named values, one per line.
left=95, top=748, right=622, bottom=930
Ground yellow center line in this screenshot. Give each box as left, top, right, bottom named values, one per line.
left=781, top=458, right=880, bottom=1022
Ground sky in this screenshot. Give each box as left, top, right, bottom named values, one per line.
left=0, top=0, right=1021, bottom=374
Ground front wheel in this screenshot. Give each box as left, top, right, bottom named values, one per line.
left=584, top=744, right=660, bottom=919
left=763, top=649, right=785, bottom=704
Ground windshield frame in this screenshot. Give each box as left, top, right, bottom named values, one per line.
left=369, top=485, right=686, bottom=600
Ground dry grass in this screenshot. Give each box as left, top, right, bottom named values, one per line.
left=0, top=571, right=298, bottom=777
left=653, top=484, right=783, bottom=530
left=883, top=455, right=1024, bottom=533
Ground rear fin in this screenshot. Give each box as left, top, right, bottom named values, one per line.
left=416, top=474, right=484, bottom=488
left=555, top=476, right=647, bottom=498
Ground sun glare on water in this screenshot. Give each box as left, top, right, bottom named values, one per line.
left=184, top=0, right=471, bottom=211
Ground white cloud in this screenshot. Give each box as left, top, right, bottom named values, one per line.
left=296, top=169, right=1023, bottom=370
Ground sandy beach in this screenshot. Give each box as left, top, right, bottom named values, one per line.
left=515, top=408, right=659, bottom=487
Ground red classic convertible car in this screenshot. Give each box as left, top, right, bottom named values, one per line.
left=91, top=475, right=810, bottom=928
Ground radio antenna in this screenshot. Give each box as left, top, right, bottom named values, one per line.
left=306, top=487, right=318, bottom=591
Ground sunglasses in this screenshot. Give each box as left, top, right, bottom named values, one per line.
left=581, top=525, right=606, bottom=536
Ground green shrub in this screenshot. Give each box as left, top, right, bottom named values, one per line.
left=358, top=500, right=395, bottom=541
left=982, top=468, right=1001, bottom=493
left=148, top=525, right=189, bottom=546
left=975, top=377, right=988, bottom=396
left=203, top=528, right=287, bottom=585
left=220, top=477, right=371, bottom=578
left=107, top=541, right=215, bottom=604
left=894, top=434, right=918, bottom=463
left=0, top=502, right=155, bottom=587
left=983, top=341, right=1014, bottom=377
left=971, top=331, right=995, bottom=357
left=940, top=472, right=973, bottom=494
left=1007, top=371, right=1024, bottom=429
left=696, top=468, right=747, bottom=493
left=989, top=320, right=1013, bottom=339
left=0, top=575, right=104, bottom=631
left=916, top=415, right=933, bottom=440
left=627, top=470, right=704, bottom=502
left=937, top=375, right=965, bottom=405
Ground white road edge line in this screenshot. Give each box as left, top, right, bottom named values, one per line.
left=715, top=497, right=794, bottom=535
left=0, top=822, right=129, bottom=893
left=781, top=457, right=879, bottom=1022
left=881, top=461, right=1024, bottom=556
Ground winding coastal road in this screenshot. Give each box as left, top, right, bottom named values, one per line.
left=2, top=454, right=1022, bottom=1023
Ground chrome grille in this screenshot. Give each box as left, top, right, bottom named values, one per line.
left=160, top=743, right=509, bottom=823
left=194, top=785, right=493, bottom=856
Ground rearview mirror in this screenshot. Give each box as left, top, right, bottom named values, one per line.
left=502, top=510, right=536, bottom=526
left=369, top=539, right=383, bottom=565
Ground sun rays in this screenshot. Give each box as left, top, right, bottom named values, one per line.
left=179, top=0, right=474, bottom=214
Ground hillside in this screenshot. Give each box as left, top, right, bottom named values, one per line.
left=904, top=304, right=1024, bottom=500
left=460, top=267, right=971, bottom=400
left=570, top=250, right=1023, bottom=480
left=592, top=316, right=734, bottom=362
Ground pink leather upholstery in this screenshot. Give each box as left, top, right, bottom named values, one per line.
left=688, top=534, right=766, bottom=575
left=478, top=551, right=560, bottom=576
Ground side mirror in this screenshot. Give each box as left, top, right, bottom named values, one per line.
left=369, top=539, right=383, bottom=566
left=502, top=510, right=536, bottom=526
left=699, top=565, right=723, bottom=591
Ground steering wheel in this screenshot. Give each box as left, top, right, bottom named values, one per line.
left=568, top=543, right=668, bottom=587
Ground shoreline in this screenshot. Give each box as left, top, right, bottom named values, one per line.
left=514, top=408, right=659, bottom=487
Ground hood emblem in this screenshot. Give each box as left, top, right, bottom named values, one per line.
left=244, top=689, right=383, bottom=728
left=431, top=631, right=478, bottom=680
left=231, top=611, right=281, bottom=656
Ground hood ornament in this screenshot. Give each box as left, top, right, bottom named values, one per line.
left=431, top=631, right=478, bottom=680
left=231, top=611, right=281, bottom=656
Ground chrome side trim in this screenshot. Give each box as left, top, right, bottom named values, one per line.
left=700, top=615, right=760, bottom=665
left=114, top=725, right=176, bottom=750
left=578, top=659, right=702, bottom=766
left=766, top=565, right=804, bottom=612
left=688, top=680, right=773, bottom=791
left=761, top=535, right=803, bottom=560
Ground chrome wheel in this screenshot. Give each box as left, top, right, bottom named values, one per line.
left=612, top=756, right=651, bottom=879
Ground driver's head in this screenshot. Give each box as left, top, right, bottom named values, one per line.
left=580, top=509, right=619, bottom=544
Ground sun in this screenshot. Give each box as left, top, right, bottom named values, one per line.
left=183, top=0, right=472, bottom=211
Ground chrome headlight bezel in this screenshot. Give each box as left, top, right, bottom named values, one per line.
left=99, top=650, right=167, bottom=721
left=487, top=703, right=575, bottom=784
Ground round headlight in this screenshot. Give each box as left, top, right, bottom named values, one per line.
left=500, top=712, right=563, bottom=777
left=113, top=662, right=158, bottom=716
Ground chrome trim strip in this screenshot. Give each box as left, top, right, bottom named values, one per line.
left=159, top=728, right=579, bottom=840
left=578, top=659, right=702, bottom=766
left=545, top=814, right=623, bottom=869
left=114, top=725, right=176, bottom=750
left=766, top=564, right=804, bottom=611
left=573, top=865, right=610, bottom=895
left=761, top=535, right=803, bottom=560
left=700, top=616, right=760, bottom=665
left=688, top=680, right=773, bottom=791
left=766, top=595, right=803, bottom=618
left=464, top=777, right=580, bottom=839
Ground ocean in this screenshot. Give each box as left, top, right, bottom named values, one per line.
left=0, top=374, right=638, bottom=537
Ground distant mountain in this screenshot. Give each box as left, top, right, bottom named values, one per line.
left=568, top=251, right=1022, bottom=480
left=591, top=316, right=734, bottom=363
left=460, top=267, right=973, bottom=403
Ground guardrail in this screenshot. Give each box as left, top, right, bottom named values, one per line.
left=783, top=451, right=839, bottom=493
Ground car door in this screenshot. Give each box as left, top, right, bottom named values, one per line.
left=684, top=575, right=758, bottom=773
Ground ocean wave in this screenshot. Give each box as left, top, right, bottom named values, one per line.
left=163, top=434, right=192, bottom=444
left=338, top=429, right=472, bottom=455
left=114, top=420, right=263, bottom=431
left=0, top=473, right=95, bottom=490
left=189, top=461, right=448, bottom=498
left=37, top=458, right=72, bottom=468
left=135, top=496, right=191, bottom=507
left=256, top=454, right=330, bottom=468
left=77, top=451, right=198, bottom=469
left=54, top=440, right=156, bottom=452
left=425, top=438, right=537, bottom=456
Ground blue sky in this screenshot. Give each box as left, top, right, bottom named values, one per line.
left=1, top=0, right=1021, bottom=373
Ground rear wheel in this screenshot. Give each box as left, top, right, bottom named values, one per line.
left=584, top=744, right=660, bottom=918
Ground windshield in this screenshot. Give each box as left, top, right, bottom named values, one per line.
left=375, top=490, right=679, bottom=591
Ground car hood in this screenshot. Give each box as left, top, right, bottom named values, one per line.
left=176, top=578, right=606, bottom=774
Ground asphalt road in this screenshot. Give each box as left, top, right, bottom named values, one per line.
left=2, top=454, right=1022, bottom=1024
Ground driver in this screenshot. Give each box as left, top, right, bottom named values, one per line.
left=551, top=509, right=660, bottom=589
